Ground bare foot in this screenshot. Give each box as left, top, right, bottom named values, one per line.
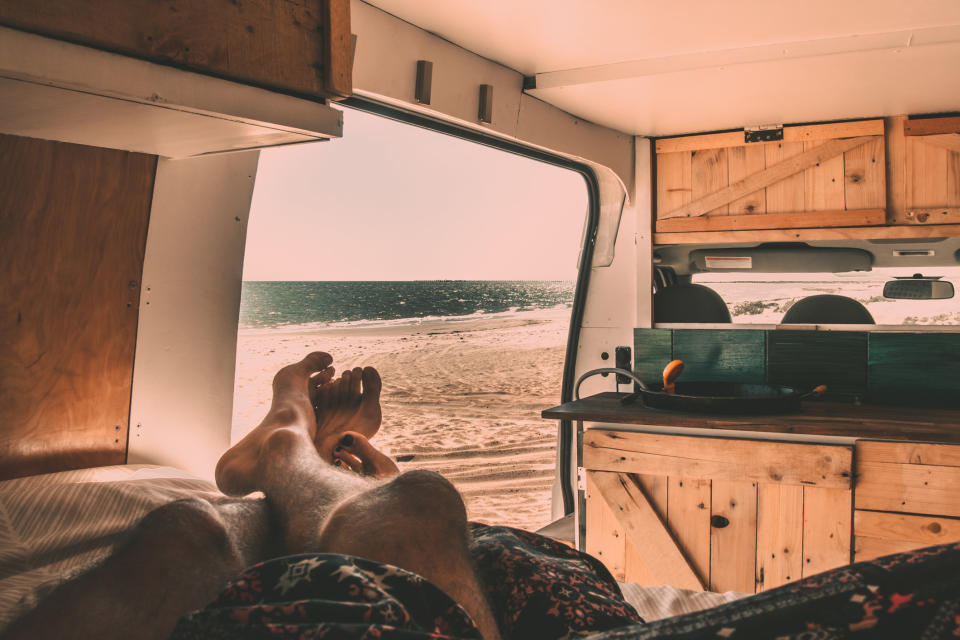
left=216, top=352, right=334, bottom=496
left=313, top=366, right=382, bottom=461
left=332, top=431, right=400, bottom=478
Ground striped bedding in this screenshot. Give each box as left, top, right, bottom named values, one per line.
left=0, top=465, right=744, bottom=631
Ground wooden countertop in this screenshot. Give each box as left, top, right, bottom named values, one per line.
left=542, top=393, right=960, bottom=444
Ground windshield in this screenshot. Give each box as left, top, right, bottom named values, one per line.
left=691, top=266, right=960, bottom=325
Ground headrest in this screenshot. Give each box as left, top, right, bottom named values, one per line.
left=653, top=284, right=731, bottom=323
left=781, top=294, right=875, bottom=324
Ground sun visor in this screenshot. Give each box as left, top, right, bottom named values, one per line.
left=689, top=246, right=873, bottom=273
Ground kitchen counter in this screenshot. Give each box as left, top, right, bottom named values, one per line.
left=542, top=392, right=960, bottom=444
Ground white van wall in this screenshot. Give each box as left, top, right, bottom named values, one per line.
left=128, top=152, right=260, bottom=480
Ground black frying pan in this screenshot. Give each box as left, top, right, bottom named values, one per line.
left=575, top=366, right=826, bottom=415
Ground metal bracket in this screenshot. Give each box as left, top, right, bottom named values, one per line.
left=577, top=467, right=586, bottom=491
left=745, top=124, right=783, bottom=143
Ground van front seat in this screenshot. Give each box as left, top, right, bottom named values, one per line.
left=781, top=294, right=875, bottom=324
left=653, top=284, right=732, bottom=323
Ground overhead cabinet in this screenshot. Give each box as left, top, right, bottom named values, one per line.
left=654, top=115, right=960, bottom=243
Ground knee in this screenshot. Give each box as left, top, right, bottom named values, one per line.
left=388, top=470, right=467, bottom=525
left=135, top=498, right=239, bottom=564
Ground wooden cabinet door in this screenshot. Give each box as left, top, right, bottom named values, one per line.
left=583, top=429, right=853, bottom=593
left=655, top=119, right=886, bottom=233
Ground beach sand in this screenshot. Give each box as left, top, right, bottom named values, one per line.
left=231, top=308, right=568, bottom=532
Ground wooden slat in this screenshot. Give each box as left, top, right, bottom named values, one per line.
left=709, top=480, right=758, bottom=593
left=691, top=148, right=729, bottom=216
left=802, top=487, right=852, bottom=577
left=671, top=329, right=765, bottom=384
left=843, top=137, right=886, bottom=210
left=867, top=333, right=960, bottom=408
left=669, top=477, right=711, bottom=589
left=903, top=207, right=960, bottom=224
left=907, top=136, right=949, bottom=208
left=854, top=510, right=960, bottom=561
left=653, top=223, right=960, bottom=245
left=756, top=483, right=804, bottom=591
left=0, top=0, right=350, bottom=101
left=856, top=461, right=960, bottom=517
left=662, top=137, right=873, bottom=220
left=727, top=145, right=766, bottom=215
left=623, top=473, right=669, bottom=585
left=583, top=429, right=854, bottom=489
left=0, top=134, right=154, bottom=479
left=919, top=134, right=960, bottom=155
left=858, top=441, right=960, bottom=467
left=886, top=116, right=908, bottom=224
left=655, top=208, right=885, bottom=233
left=632, top=328, right=673, bottom=384
left=656, top=151, right=693, bottom=218
left=655, top=119, right=885, bottom=153
left=804, top=140, right=845, bottom=211
left=949, top=146, right=960, bottom=209
left=589, top=471, right=704, bottom=590
left=904, top=116, right=960, bottom=136
left=764, top=142, right=806, bottom=214
left=766, top=330, right=867, bottom=401
left=585, top=473, right=627, bottom=580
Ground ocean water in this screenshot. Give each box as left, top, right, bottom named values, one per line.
left=239, top=280, right=575, bottom=330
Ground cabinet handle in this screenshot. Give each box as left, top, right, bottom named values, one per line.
left=711, top=515, right=730, bottom=529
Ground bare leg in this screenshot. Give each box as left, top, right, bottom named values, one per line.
left=222, top=356, right=502, bottom=639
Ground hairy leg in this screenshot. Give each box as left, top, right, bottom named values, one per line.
left=227, top=355, right=500, bottom=639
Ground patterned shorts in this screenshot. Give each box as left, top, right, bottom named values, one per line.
left=170, top=522, right=642, bottom=640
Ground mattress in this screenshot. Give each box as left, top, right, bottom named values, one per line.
left=0, top=465, right=745, bottom=631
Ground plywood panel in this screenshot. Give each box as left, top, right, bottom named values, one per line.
left=727, top=146, right=766, bottom=215
left=764, top=142, right=805, bottom=213
left=948, top=147, right=960, bottom=208
left=0, top=0, right=352, bottom=99
left=804, top=140, right=845, bottom=211
left=691, top=148, right=728, bottom=216
left=657, top=151, right=692, bottom=217
left=584, top=429, right=853, bottom=489
left=0, top=134, right=155, bottom=479
left=632, top=329, right=673, bottom=385
left=802, top=487, right=852, bottom=577
left=885, top=116, right=908, bottom=224
left=669, top=477, right=711, bottom=588
left=844, top=137, right=886, bottom=210
left=906, top=137, right=949, bottom=208
left=585, top=473, right=626, bottom=580
left=854, top=510, right=960, bottom=562
left=756, top=483, right=803, bottom=591
left=709, top=480, right=757, bottom=593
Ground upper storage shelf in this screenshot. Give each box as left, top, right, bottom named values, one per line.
left=0, top=0, right=351, bottom=157
left=654, top=115, right=960, bottom=245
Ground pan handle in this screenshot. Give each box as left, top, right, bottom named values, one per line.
left=801, top=384, right=828, bottom=399
left=574, top=368, right=651, bottom=401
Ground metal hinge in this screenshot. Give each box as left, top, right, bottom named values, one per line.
left=577, top=467, right=586, bottom=490
left=745, top=124, right=783, bottom=143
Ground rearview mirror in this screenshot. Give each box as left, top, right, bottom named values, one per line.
left=883, top=276, right=955, bottom=300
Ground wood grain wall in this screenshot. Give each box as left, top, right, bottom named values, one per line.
left=0, top=0, right=352, bottom=99
left=0, top=134, right=156, bottom=479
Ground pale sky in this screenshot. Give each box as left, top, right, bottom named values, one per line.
left=242, top=107, right=589, bottom=281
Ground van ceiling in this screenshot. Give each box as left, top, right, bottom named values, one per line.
left=364, top=0, right=960, bottom=137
